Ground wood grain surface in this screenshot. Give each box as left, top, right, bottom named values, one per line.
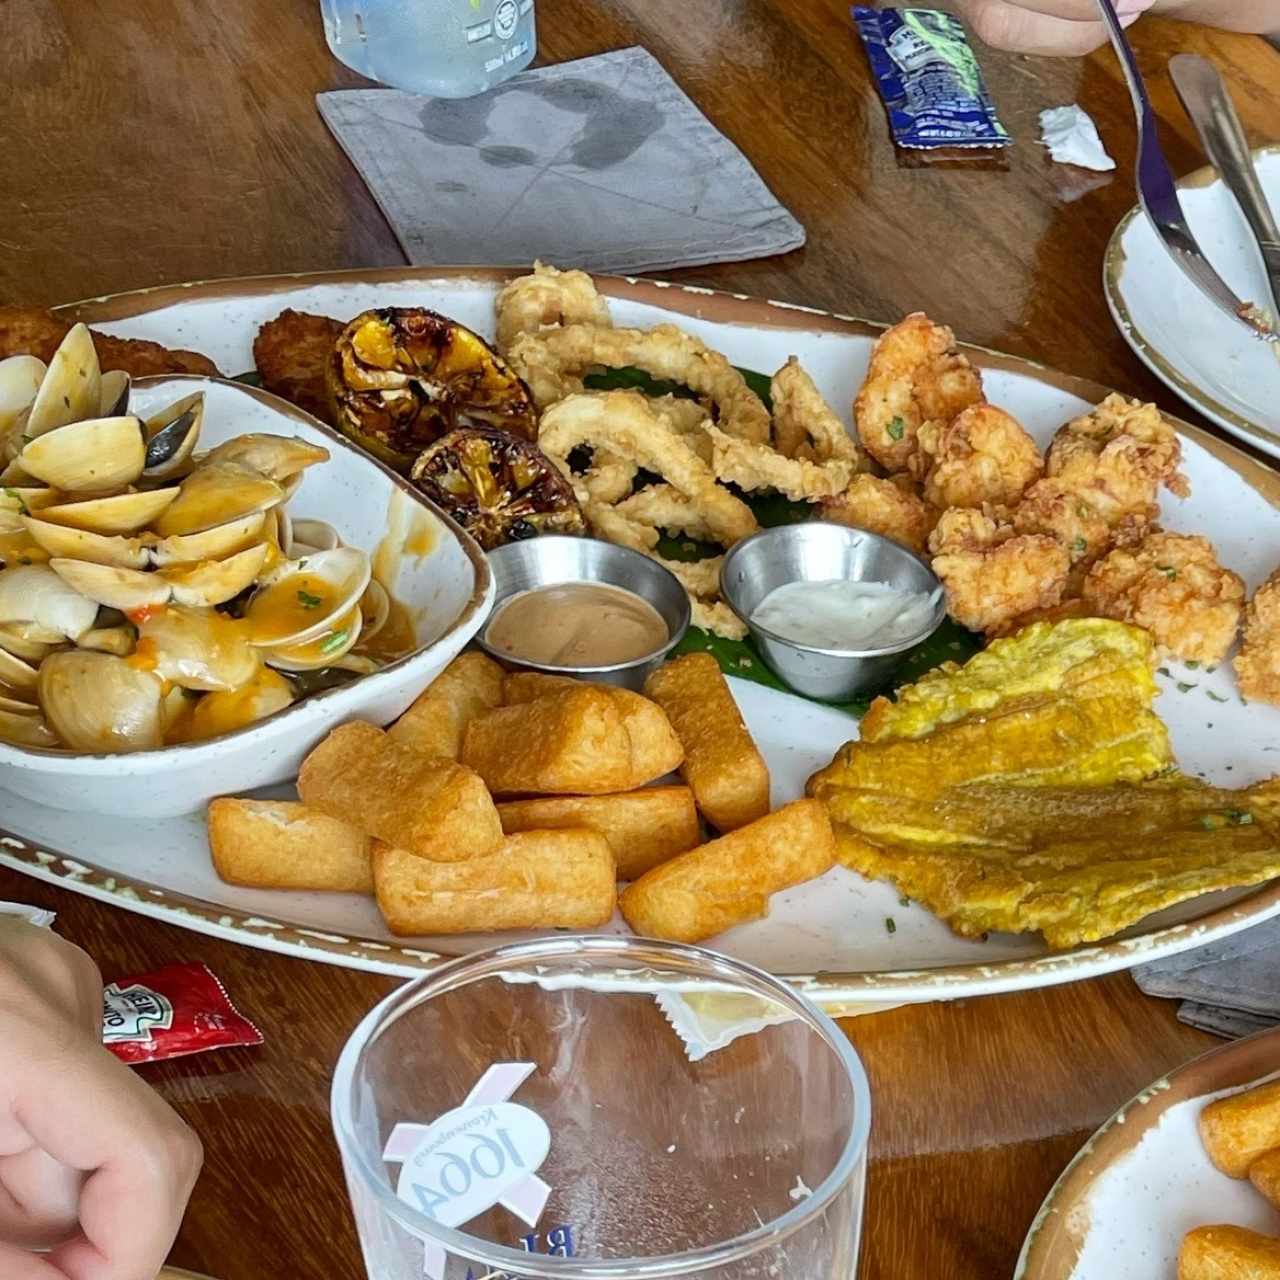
left=1, top=1, right=1278, bottom=1277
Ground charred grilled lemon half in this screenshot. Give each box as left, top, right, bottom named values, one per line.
left=409, top=427, right=585, bottom=550
left=326, top=308, right=538, bottom=472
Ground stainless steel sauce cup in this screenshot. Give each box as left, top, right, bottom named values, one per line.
left=720, top=523, right=945, bottom=701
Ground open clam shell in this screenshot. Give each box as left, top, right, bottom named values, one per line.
left=24, top=324, right=101, bottom=439
left=0, top=564, right=98, bottom=640
left=0, top=644, right=39, bottom=693
left=200, top=433, right=328, bottom=483
left=22, top=517, right=149, bottom=569
left=159, top=542, right=270, bottom=608
left=136, top=605, right=260, bottom=692
left=39, top=487, right=180, bottom=535
left=287, top=518, right=339, bottom=555
left=0, top=692, right=39, bottom=715
left=358, top=578, right=390, bottom=642
left=20, top=416, right=145, bottom=492
left=0, top=707, right=58, bottom=748
left=38, top=650, right=164, bottom=752
left=0, top=624, right=55, bottom=663
left=48, top=559, right=170, bottom=613
left=243, top=545, right=371, bottom=650
left=263, top=604, right=363, bottom=671
left=184, top=665, right=294, bottom=741
left=99, top=370, right=131, bottom=419
left=149, top=510, right=266, bottom=568
left=77, top=625, right=136, bottom=657
left=142, top=393, right=202, bottom=482
left=0, top=355, right=47, bottom=438
left=153, top=463, right=284, bottom=538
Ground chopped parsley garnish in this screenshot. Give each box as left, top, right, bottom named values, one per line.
left=1227, top=810, right=1254, bottom=825
left=319, top=628, right=349, bottom=654
left=1076, top=503, right=1092, bottom=519
left=886, top=416, right=906, bottom=441
left=297, top=589, right=323, bottom=609
left=1071, top=536, right=1087, bottom=555
left=1176, top=681, right=1197, bottom=693
left=1158, top=667, right=1172, bottom=678
left=884, top=916, right=897, bottom=934
left=1185, top=660, right=1200, bottom=669
left=1157, top=565, right=1177, bottom=579
left=1200, top=810, right=1255, bottom=831
left=1206, top=690, right=1228, bottom=703
left=2, top=487, right=27, bottom=515
left=899, top=895, right=911, bottom=907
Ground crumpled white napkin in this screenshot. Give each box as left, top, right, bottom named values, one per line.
left=317, top=46, right=805, bottom=274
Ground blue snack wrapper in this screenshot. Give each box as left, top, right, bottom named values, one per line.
left=852, top=7, right=1011, bottom=150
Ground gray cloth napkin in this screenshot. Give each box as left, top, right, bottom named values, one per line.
left=1133, top=916, right=1280, bottom=1039
left=317, top=46, right=805, bottom=274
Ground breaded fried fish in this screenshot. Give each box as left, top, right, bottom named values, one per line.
left=0, top=305, right=220, bottom=376
left=253, top=308, right=344, bottom=422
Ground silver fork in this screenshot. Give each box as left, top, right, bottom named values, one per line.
left=1095, top=0, right=1279, bottom=343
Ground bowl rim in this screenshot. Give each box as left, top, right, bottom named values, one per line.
left=475, top=534, right=692, bottom=675
left=719, top=522, right=946, bottom=659
left=0, top=374, right=492, bottom=769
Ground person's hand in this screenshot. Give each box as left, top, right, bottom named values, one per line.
left=953, top=0, right=1158, bottom=55
left=0, top=919, right=203, bottom=1280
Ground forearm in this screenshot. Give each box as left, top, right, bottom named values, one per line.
left=1159, top=0, right=1280, bottom=33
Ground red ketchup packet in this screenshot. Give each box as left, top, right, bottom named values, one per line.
left=102, top=962, right=263, bottom=1065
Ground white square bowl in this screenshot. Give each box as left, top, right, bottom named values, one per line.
left=0, top=375, right=493, bottom=817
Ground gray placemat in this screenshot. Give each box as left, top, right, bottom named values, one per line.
left=317, top=46, right=805, bottom=274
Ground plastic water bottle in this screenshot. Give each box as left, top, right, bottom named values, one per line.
left=320, top=0, right=537, bottom=99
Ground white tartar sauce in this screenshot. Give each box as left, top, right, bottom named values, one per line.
left=750, top=579, right=938, bottom=650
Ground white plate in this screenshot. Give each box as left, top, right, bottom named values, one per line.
left=1017, top=1029, right=1280, bottom=1279
left=1, top=268, right=1279, bottom=1006
left=1105, top=145, right=1280, bottom=459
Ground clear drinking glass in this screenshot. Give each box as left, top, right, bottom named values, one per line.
left=320, top=0, right=537, bottom=99
left=331, top=936, right=871, bottom=1279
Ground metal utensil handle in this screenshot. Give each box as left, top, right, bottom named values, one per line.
left=1169, top=53, right=1280, bottom=250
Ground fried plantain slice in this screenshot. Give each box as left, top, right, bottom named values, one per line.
left=409, top=426, right=584, bottom=550
left=327, top=307, right=538, bottom=472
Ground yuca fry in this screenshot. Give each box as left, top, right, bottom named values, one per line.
left=463, top=685, right=634, bottom=795
left=1250, top=1149, right=1280, bottom=1210
left=498, top=787, right=701, bottom=880
left=372, top=830, right=617, bottom=935
left=619, top=799, right=836, bottom=943
left=298, top=721, right=502, bottom=862
left=1199, top=1080, right=1280, bottom=1178
left=207, top=798, right=372, bottom=893
left=643, top=652, right=769, bottom=832
left=389, top=651, right=505, bottom=759
left=1179, top=1225, right=1280, bottom=1280
left=497, top=674, right=683, bottom=787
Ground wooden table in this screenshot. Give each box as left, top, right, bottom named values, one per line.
left=3, top=2, right=1279, bottom=1276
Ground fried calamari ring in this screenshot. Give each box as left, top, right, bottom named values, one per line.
left=706, top=425, right=854, bottom=502
left=854, top=313, right=984, bottom=474
left=509, top=324, right=772, bottom=445
left=327, top=308, right=538, bottom=473
left=494, top=262, right=611, bottom=355
left=615, top=484, right=719, bottom=542
left=409, top=427, right=585, bottom=550
left=538, top=392, right=758, bottom=547
left=771, top=357, right=868, bottom=467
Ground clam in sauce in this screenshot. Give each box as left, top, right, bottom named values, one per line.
left=0, top=325, right=412, bottom=753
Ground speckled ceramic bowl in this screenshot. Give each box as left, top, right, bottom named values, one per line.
left=0, top=376, right=493, bottom=817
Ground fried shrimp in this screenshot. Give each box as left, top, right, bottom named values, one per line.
left=706, top=425, right=854, bottom=502
left=854, top=312, right=984, bottom=474
left=0, top=306, right=220, bottom=378
left=538, top=391, right=758, bottom=547
left=929, top=508, right=1070, bottom=636
left=1011, top=479, right=1119, bottom=570
left=1082, top=531, right=1244, bottom=665
left=771, top=357, right=868, bottom=467
left=1046, top=394, right=1189, bottom=526
left=820, top=473, right=937, bottom=555
left=918, top=403, right=1042, bottom=510
left=509, top=323, right=772, bottom=444
left=1235, top=569, right=1280, bottom=705
left=494, top=261, right=611, bottom=355
left=253, top=309, right=344, bottom=422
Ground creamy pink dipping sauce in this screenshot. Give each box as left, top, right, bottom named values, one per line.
left=484, top=582, right=669, bottom=667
